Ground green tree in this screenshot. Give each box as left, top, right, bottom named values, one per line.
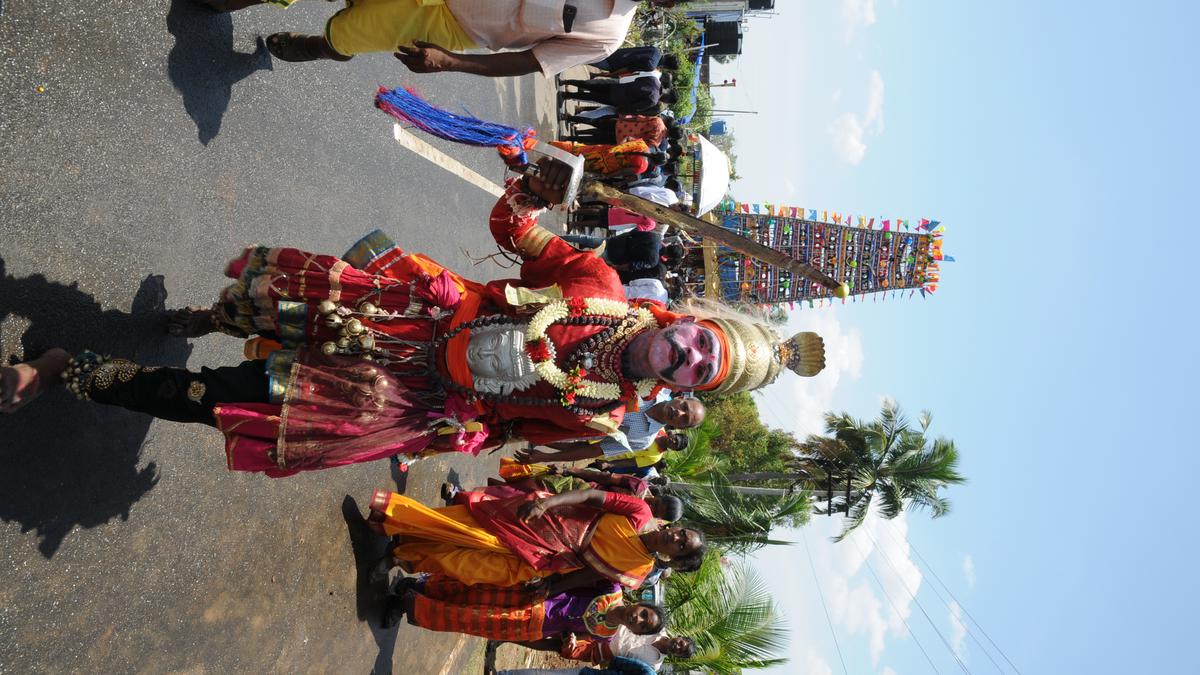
left=806, top=400, right=966, bottom=541
left=674, top=474, right=810, bottom=555
left=663, top=417, right=731, bottom=481
left=665, top=552, right=790, bottom=673
left=689, top=392, right=800, bottom=478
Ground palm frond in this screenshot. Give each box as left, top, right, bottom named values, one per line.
left=832, top=491, right=873, bottom=542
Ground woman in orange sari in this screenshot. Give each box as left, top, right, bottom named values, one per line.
left=548, top=140, right=660, bottom=179
left=366, top=488, right=704, bottom=589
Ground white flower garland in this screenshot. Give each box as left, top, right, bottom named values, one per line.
left=524, top=298, right=657, bottom=402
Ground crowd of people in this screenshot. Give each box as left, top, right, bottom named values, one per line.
left=0, top=6, right=833, bottom=673
left=546, top=45, right=694, bottom=312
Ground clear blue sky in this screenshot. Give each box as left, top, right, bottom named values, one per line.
left=708, top=1, right=1198, bottom=673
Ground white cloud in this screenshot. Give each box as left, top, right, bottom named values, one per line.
left=805, top=648, right=834, bottom=675
left=829, top=113, right=867, bottom=165
left=842, top=0, right=877, bottom=37
left=949, top=601, right=968, bottom=660
left=752, top=511, right=925, bottom=671
left=784, top=510, right=923, bottom=665
left=881, top=668, right=899, bottom=675
left=962, top=554, right=976, bottom=588
left=865, top=70, right=886, bottom=133
left=829, top=72, right=886, bottom=165
left=758, top=311, right=864, bottom=438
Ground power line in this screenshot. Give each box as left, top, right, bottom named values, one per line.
left=868, top=524, right=1006, bottom=674
left=800, top=527, right=850, bottom=675
left=845, top=533, right=943, bottom=675
left=879, top=520, right=1024, bottom=675
left=856, top=526, right=971, bottom=674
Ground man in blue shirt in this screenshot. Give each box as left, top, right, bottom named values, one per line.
left=514, top=394, right=704, bottom=464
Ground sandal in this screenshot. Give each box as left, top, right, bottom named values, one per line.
left=266, top=33, right=323, bottom=63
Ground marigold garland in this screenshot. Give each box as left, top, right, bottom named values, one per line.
left=524, top=298, right=656, bottom=406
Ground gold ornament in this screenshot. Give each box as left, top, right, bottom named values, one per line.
left=701, top=320, right=826, bottom=395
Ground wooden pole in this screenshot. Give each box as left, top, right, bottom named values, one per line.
left=581, top=181, right=851, bottom=298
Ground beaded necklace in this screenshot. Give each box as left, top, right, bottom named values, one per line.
left=429, top=298, right=658, bottom=414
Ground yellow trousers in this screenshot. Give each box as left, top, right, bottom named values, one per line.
left=325, top=0, right=476, bottom=57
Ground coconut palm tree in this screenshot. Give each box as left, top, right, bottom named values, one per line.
left=665, top=551, right=790, bottom=673
left=663, top=417, right=731, bottom=481
left=672, top=474, right=810, bottom=555
left=814, top=400, right=965, bottom=542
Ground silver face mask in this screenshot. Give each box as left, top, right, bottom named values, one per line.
left=466, top=324, right=539, bottom=396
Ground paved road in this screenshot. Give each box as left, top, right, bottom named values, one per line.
left=0, top=2, right=555, bottom=673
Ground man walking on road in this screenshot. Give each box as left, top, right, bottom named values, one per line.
left=197, top=0, right=677, bottom=78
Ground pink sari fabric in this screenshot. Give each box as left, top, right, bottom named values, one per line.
left=220, top=246, right=451, bottom=384
left=214, top=352, right=488, bottom=478
left=207, top=244, right=490, bottom=477
left=466, top=493, right=602, bottom=572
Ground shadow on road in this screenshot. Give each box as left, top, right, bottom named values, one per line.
left=165, top=0, right=272, bottom=145
left=341, top=495, right=401, bottom=675
left=0, top=258, right=191, bottom=557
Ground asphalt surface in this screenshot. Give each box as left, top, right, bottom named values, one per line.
left=0, top=2, right=555, bottom=673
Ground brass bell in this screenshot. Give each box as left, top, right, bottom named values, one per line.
left=317, top=300, right=338, bottom=316
left=345, top=318, right=364, bottom=335
left=358, top=301, right=379, bottom=315
left=358, top=334, right=376, bottom=351
left=324, top=314, right=344, bottom=329
left=373, top=375, right=390, bottom=390
left=321, top=341, right=338, bottom=356
left=336, top=337, right=351, bottom=349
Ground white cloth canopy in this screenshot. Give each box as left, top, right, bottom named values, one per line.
left=693, top=134, right=731, bottom=216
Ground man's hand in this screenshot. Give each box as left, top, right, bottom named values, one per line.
left=526, top=157, right=573, bottom=205
left=395, top=41, right=459, bottom=73
left=517, top=497, right=550, bottom=522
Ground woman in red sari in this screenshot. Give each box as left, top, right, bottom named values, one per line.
left=442, top=459, right=671, bottom=511
left=366, top=488, right=704, bottom=588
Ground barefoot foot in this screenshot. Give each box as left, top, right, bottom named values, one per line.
left=165, top=307, right=218, bottom=337
left=0, top=348, right=70, bottom=413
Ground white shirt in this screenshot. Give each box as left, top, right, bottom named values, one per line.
left=608, top=626, right=666, bottom=670
left=623, top=278, right=669, bottom=304
left=628, top=185, right=680, bottom=207
left=618, top=69, right=662, bottom=83
left=445, top=0, right=639, bottom=76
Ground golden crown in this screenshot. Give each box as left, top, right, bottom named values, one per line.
left=703, top=319, right=826, bottom=395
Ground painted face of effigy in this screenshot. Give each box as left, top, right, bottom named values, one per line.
left=467, top=324, right=537, bottom=395
left=644, top=321, right=722, bottom=388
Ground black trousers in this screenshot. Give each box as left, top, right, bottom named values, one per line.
left=86, top=359, right=269, bottom=426
left=564, top=118, right=618, bottom=144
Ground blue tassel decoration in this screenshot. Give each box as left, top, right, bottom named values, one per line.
left=375, top=86, right=537, bottom=166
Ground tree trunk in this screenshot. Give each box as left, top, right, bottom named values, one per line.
left=668, top=481, right=795, bottom=497
left=724, top=472, right=807, bottom=483
left=580, top=181, right=850, bottom=298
